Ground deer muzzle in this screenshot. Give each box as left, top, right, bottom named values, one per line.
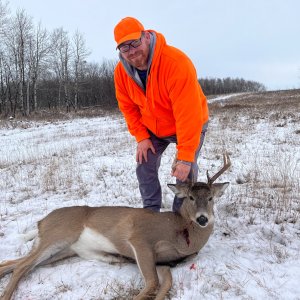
left=196, top=215, right=209, bottom=227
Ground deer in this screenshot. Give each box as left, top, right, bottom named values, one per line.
left=0, top=153, right=231, bottom=300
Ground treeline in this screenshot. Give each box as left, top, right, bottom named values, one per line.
left=199, top=77, right=266, bottom=95
left=0, top=1, right=117, bottom=117
left=0, top=1, right=266, bottom=118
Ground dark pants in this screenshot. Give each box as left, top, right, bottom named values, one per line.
left=136, top=128, right=207, bottom=212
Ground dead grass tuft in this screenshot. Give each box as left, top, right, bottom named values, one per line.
left=102, top=277, right=142, bottom=300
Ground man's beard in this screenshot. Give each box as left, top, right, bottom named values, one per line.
left=127, top=51, right=147, bottom=69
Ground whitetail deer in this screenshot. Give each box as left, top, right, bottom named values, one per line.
left=0, top=154, right=231, bottom=300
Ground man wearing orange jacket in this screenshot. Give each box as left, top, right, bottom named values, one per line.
left=114, top=17, right=209, bottom=212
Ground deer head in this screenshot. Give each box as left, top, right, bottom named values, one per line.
left=168, top=153, right=231, bottom=227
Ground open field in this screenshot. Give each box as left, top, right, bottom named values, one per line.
left=0, top=89, right=300, bottom=299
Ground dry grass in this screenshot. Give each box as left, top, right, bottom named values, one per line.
left=204, top=89, right=300, bottom=228
left=96, top=276, right=143, bottom=300
left=209, top=90, right=300, bottom=125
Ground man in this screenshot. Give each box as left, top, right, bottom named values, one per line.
left=114, top=17, right=209, bottom=212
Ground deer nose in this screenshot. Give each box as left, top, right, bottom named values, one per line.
left=197, top=215, right=208, bottom=226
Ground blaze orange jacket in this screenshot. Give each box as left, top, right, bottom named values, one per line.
left=114, top=30, right=209, bottom=162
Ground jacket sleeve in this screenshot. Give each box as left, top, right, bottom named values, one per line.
left=114, top=66, right=150, bottom=142
left=167, top=56, right=208, bottom=162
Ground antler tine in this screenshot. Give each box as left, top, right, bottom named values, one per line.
left=207, top=152, right=231, bottom=186
left=206, top=170, right=211, bottom=183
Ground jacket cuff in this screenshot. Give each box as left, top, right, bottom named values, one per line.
left=177, top=150, right=195, bottom=163
left=135, top=130, right=151, bottom=143
left=176, top=160, right=192, bottom=166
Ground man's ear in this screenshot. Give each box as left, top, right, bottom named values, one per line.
left=143, top=31, right=151, bottom=40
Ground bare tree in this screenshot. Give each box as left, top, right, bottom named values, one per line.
left=30, top=23, right=50, bottom=111
left=5, top=9, right=33, bottom=115
left=2, top=17, right=19, bottom=115
left=50, top=28, right=72, bottom=111
left=0, top=0, right=9, bottom=114
left=0, top=0, right=9, bottom=34
left=72, top=29, right=90, bottom=111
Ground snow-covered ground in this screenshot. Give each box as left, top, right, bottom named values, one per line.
left=0, top=93, right=300, bottom=299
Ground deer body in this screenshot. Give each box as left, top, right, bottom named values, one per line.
left=0, top=194, right=218, bottom=300
left=0, top=154, right=231, bottom=300
left=68, top=206, right=214, bottom=263
left=34, top=205, right=213, bottom=264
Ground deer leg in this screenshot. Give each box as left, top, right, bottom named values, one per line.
left=155, top=265, right=172, bottom=300
left=1, top=242, right=70, bottom=300
left=0, top=257, right=28, bottom=279
left=129, top=241, right=159, bottom=300
left=38, top=248, right=76, bottom=266
left=0, top=246, right=76, bottom=283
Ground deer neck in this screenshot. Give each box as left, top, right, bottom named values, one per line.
left=178, top=201, right=194, bottom=221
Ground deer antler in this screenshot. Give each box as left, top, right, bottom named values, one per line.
left=207, top=152, right=231, bottom=186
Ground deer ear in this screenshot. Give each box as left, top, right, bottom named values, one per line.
left=212, top=182, right=229, bottom=198
left=167, top=184, right=189, bottom=198
left=167, top=184, right=178, bottom=194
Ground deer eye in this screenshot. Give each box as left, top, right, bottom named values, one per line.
left=189, top=196, right=195, bottom=201
left=208, top=197, right=213, bottom=201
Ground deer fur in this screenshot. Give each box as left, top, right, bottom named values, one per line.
left=0, top=154, right=231, bottom=300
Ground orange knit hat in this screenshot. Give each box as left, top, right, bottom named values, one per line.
left=114, top=17, right=144, bottom=46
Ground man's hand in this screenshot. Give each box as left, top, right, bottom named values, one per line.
left=136, top=138, right=156, bottom=163
left=171, top=162, right=191, bottom=182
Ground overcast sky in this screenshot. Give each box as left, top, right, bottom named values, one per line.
left=6, top=0, right=300, bottom=91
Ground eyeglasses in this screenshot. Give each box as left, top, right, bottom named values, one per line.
left=118, top=37, right=142, bottom=53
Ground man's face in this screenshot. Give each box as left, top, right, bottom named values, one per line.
left=119, top=32, right=150, bottom=70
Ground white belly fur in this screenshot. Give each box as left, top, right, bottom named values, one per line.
left=71, top=227, right=119, bottom=261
